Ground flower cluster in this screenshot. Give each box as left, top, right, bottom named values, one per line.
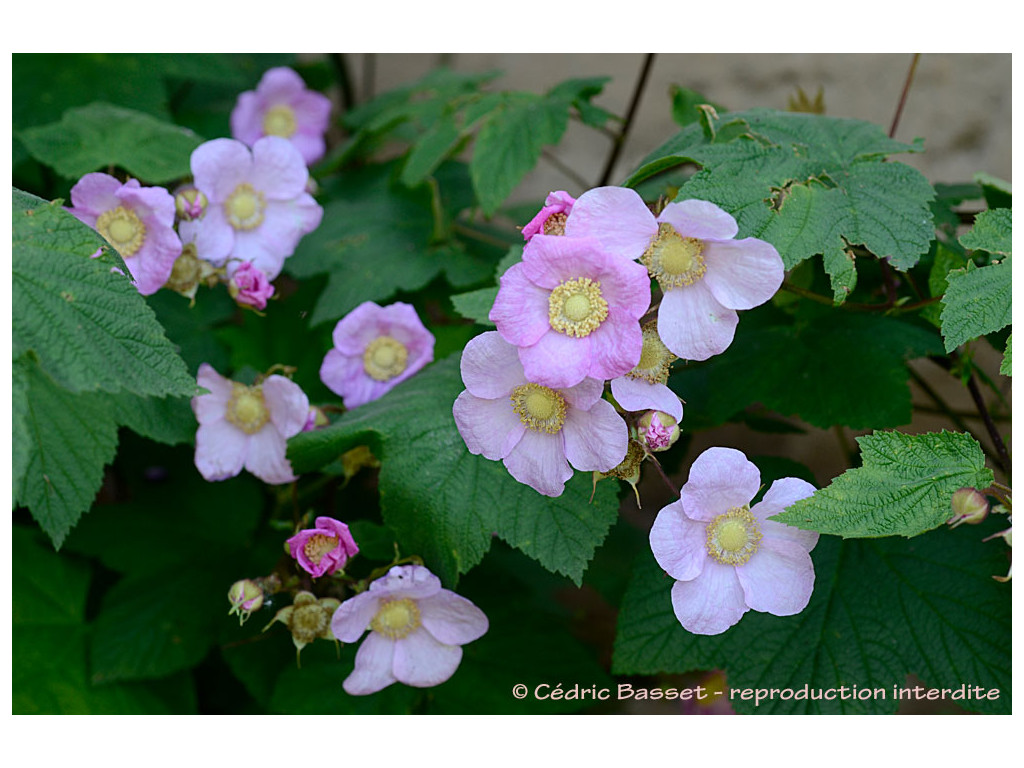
left=455, top=186, right=783, bottom=498
left=69, top=66, right=327, bottom=311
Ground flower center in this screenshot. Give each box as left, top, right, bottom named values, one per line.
left=642, top=222, right=707, bottom=290
left=225, top=384, right=270, bottom=434
left=543, top=212, right=568, bottom=236
left=290, top=603, right=330, bottom=644
left=705, top=506, right=762, bottom=566
left=370, top=598, right=421, bottom=640
left=262, top=104, right=298, bottom=138
left=627, top=320, right=677, bottom=384
left=548, top=277, right=609, bottom=337
left=96, top=206, right=146, bottom=258
left=510, top=383, right=567, bottom=433
left=303, top=533, right=338, bottom=566
left=225, top=183, right=266, bottom=231
left=165, top=244, right=201, bottom=292
left=363, top=336, right=409, bottom=382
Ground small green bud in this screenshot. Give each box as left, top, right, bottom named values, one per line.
left=948, top=487, right=990, bottom=528
left=228, top=579, right=264, bottom=625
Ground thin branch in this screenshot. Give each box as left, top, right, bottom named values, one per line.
left=833, top=425, right=857, bottom=468
left=541, top=148, right=591, bottom=191
left=647, top=455, right=680, bottom=498
left=889, top=53, right=921, bottom=138
left=963, top=368, right=1011, bottom=479
left=598, top=53, right=656, bottom=186
left=780, top=281, right=941, bottom=313
left=329, top=53, right=356, bottom=112
left=361, top=53, right=377, bottom=102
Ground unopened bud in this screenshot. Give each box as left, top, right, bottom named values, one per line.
left=229, top=262, right=275, bottom=311
left=638, top=410, right=680, bottom=452
left=228, top=579, right=264, bottom=625
left=303, top=406, right=329, bottom=432
left=174, top=186, right=208, bottom=221
left=948, top=487, right=990, bottom=528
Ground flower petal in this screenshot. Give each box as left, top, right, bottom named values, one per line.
left=243, top=427, right=296, bottom=485
left=558, top=377, right=604, bottom=411
left=521, top=234, right=611, bottom=289
left=703, top=237, right=784, bottom=310
left=518, top=331, right=592, bottom=389
left=459, top=331, right=528, bottom=399
left=343, top=632, right=397, bottom=695
left=194, top=421, right=248, bottom=481
left=735, top=538, right=816, bottom=616
left=564, top=186, right=657, bottom=260
left=586, top=308, right=643, bottom=381
left=751, top=477, right=820, bottom=552
left=249, top=136, right=309, bottom=200
left=670, top=560, right=748, bottom=635
left=418, top=590, right=489, bottom=645
left=193, top=364, right=233, bottom=423
left=503, top=428, right=573, bottom=497
left=262, top=375, right=310, bottom=438
left=657, top=281, right=738, bottom=362
left=191, top=138, right=253, bottom=203
left=331, top=592, right=380, bottom=642
left=679, top=446, right=760, bottom=522
left=609, top=377, right=683, bottom=422
left=489, top=263, right=552, bottom=347
left=650, top=499, right=708, bottom=581
left=561, top=398, right=627, bottom=472
left=191, top=206, right=235, bottom=267
left=453, top=390, right=526, bottom=461
left=392, top=628, right=463, bottom=688
left=657, top=199, right=739, bottom=240
left=69, top=172, right=123, bottom=218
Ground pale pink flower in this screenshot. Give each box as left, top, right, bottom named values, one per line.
left=189, top=136, right=323, bottom=279
left=331, top=564, right=488, bottom=695
left=453, top=331, right=627, bottom=497
left=191, top=363, right=309, bottom=485
left=320, top=301, right=435, bottom=409
left=286, top=516, right=359, bottom=577
left=566, top=186, right=784, bottom=361
left=650, top=447, right=818, bottom=635
left=521, top=190, right=576, bottom=240
left=68, top=173, right=181, bottom=295
left=229, top=261, right=275, bottom=310
left=231, top=67, right=332, bottom=166
left=490, top=234, right=651, bottom=389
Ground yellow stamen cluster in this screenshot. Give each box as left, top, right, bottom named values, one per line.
left=225, top=383, right=270, bottom=434
left=303, top=534, right=339, bottom=566
left=642, top=222, right=707, bottom=290
left=370, top=598, right=421, bottom=640
left=363, top=336, right=409, bottom=382
left=510, top=383, right=567, bottom=434
left=96, top=206, right=146, bottom=258
left=262, top=104, right=298, bottom=138
left=705, top=506, right=762, bottom=566
left=548, top=277, right=609, bottom=338
left=627, top=320, right=677, bottom=384
left=225, top=183, right=266, bottom=231
left=543, top=212, right=568, bottom=236
left=605, top=439, right=645, bottom=482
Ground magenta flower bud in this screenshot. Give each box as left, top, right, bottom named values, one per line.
left=229, top=261, right=275, bottom=310
left=227, top=579, right=264, bottom=625
left=521, top=190, right=576, bottom=240
left=639, top=410, right=680, bottom=452
left=302, top=405, right=328, bottom=432
left=174, top=185, right=208, bottom=221
left=948, top=487, right=990, bottom=528
left=286, top=516, right=359, bottom=578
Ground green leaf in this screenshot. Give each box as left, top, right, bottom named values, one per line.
left=772, top=430, right=994, bottom=538
left=12, top=358, right=31, bottom=503
left=613, top=529, right=1010, bottom=714
left=116, top=394, right=197, bottom=446
left=15, top=357, right=119, bottom=548
left=960, top=207, right=1011, bottom=256
left=13, top=192, right=196, bottom=398
left=450, top=286, right=498, bottom=326
left=669, top=85, right=724, bottom=128
left=669, top=310, right=942, bottom=430
left=628, top=109, right=934, bottom=303
left=18, top=102, right=203, bottom=184
left=922, top=242, right=969, bottom=327
left=1000, top=334, right=1011, bottom=376
left=973, top=172, right=1012, bottom=211
left=470, top=93, right=571, bottom=215
left=285, top=166, right=439, bottom=327
left=940, top=260, right=1012, bottom=352
left=288, top=354, right=620, bottom=585
left=400, top=110, right=463, bottom=186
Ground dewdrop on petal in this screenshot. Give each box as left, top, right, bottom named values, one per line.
left=947, top=487, right=990, bottom=528
left=263, top=591, right=341, bottom=666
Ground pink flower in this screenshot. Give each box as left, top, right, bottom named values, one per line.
left=453, top=331, right=628, bottom=497
left=649, top=447, right=818, bottom=635
left=320, top=301, right=435, bottom=409
left=229, top=261, right=275, bottom=310
left=332, top=564, right=488, bottom=695
left=68, top=173, right=181, bottom=295
left=286, top=516, right=359, bottom=577
left=189, top=136, right=323, bottom=279
left=566, top=187, right=784, bottom=361
left=191, top=363, right=309, bottom=485
left=521, top=190, right=576, bottom=240
left=490, top=234, right=651, bottom=389
left=231, top=67, right=332, bottom=166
